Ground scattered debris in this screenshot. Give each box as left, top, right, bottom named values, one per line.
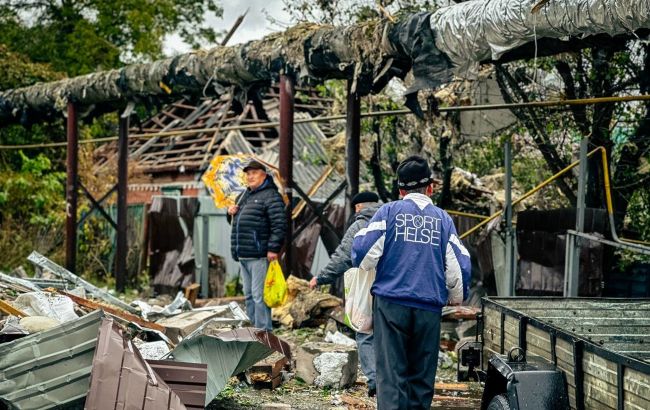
left=85, top=317, right=185, bottom=410
left=12, top=292, right=78, bottom=322
left=171, top=328, right=291, bottom=405
left=27, top=251, right=139, bottom=315
left=18, top=316, right=60, bottom=333
left=324, top=331, right=356, bottom=347
left=53, top=289, right=165, bottom=332
left=272, top=276, right=341, bottom=328
left=296, top=342, right=358, bottom=389
left=147, top=360, right=209, bottom=410
left=0, top=310, right=105, bottom=409
left=246, top=352, right=289, bottom=390
left=0, top=299, right=27, bottom=317
left=157, top=308, right=229, bottom=343
left=134, top=340, right=172, bottom=360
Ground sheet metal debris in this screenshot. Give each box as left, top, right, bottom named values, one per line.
left=27, top=251, right=139, bottom=315
left=147, top=360, right=208, bottom=410
left=54, top=289, right=165, bottom=332
left=171, top=328, right=292, bottom=405
left=0, top=310, right=105, bottom=409
left=0, top=272, right=41, bottom=292
left=85, top=318, right=186, bottom=410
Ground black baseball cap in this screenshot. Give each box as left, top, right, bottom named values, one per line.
left=242, top=159, right=266, bottom=172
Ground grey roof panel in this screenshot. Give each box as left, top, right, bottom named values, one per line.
left=0, top=310, right=105, bottom=410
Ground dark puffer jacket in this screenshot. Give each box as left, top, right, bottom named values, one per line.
left=316, top=203, right=380, bottom=285
left=229, top=176, right=287, bottom=261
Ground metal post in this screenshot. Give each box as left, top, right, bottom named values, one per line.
left=504, top=138, right=515, bottom=296
left=116, top=103, right=134, bottom=292
left=345, top=80, right=361, bottom=221
left=201, top=215, right=210, bottom=298
left=279, top=75, right=294, bottom=274
left=65, top=102, right=79, bottom=273
left=566, top=137, right=589, bottom=296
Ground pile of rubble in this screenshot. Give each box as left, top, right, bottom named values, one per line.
left=0, top=252, right=291, bottom=409
left=1, top=252, right=482, bottom=409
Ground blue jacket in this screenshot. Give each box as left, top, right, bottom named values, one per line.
left=351, top=193, right=471, bottom=312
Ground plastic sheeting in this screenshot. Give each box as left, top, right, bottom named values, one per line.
left=431, top=0, right=650, bottom=75
left=12, top=292, right=78, bottom=323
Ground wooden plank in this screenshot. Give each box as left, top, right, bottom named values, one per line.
left=184, top=283, right=200, bottom=306
left=0, top=299, right=27, bottom=317
left=436, top=382, right=470, bottom=392
left=53, top=289, right=165, bottom=332
left=583, top=372, right=617, bottom=409
left=624, top=368, right=650, bottom=410
left=583, top=351, right=617, bottom=383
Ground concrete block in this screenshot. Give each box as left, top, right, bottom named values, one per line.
left=295, top=342, right=357, bottom=389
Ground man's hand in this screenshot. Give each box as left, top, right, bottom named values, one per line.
left=309, top=277, right=318, bottom=290
left=227, top=205, right=239, bottom=216
left=267, top=251, right=278, bottom=262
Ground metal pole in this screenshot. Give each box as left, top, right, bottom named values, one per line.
left=345, top=80, right=361, bottom=220
left=566, top=137, right=589, bottom=296
left=504, top=138, right=515, bottom=296
left=201, top=215, right=210, bottom=298
left=65, top=102, right=79, bottom=273
left=279, top=75, right=294, bottom=275
left=116, top=103, right=134, bottom=292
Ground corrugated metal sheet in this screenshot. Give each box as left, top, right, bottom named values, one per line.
left=85, top=318, right=185, bottom=410
left=147, top=360, right=208, bottom=410
left=170, top=327, right=291, bottom=405
left=221, top=130, right=255, bottom=155
left=0, top=310, right=105, bottom=410
left=258, top=112, right=344, bottom=202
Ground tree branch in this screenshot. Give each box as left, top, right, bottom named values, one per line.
left=495, top=65, right=577, bottom=205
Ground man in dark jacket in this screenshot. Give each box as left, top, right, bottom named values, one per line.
left=309, top=191, right=380, bottom=397
left=228, top=160, right=286, bottom=330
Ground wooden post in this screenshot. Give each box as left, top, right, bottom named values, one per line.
left=65, top=102, right=79, bottom=273
left=279, top=75, right=295, bottom=274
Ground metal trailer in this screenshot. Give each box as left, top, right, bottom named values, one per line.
left=477, top=297, right=650, bottom=410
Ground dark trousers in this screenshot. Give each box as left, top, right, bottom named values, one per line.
left=373, top=296, right=441, bottom=410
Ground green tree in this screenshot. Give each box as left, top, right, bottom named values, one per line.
left=0, top=0, right=223, bottom=76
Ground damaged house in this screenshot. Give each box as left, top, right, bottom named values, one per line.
left=92, top=87, right=347, bottom=297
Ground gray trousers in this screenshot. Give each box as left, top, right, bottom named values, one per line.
left=373, top=296, right=441, bottom=410
left=239, top=258, right=272, bottom=330
left=356, top=331, right=376, bottom=391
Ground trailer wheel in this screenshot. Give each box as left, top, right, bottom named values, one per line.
left=487, top=394, right=511, bottom=410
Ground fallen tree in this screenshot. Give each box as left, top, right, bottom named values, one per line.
left=0, top=0, right=649, bottom=124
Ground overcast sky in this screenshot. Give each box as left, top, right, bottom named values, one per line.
left=164, top=0, right=291, bottom=55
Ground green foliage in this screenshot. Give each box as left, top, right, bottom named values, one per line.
left=0, top=152, right=65, bottom=225
left=456, top=135, right=503, bottom=176
left=280, top=0, right=436, bottom=25
left=0, top=44, right=65, bottom=90
left=0, top=0, right=224, bottom=76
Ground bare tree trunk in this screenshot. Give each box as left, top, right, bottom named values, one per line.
left=612, top=44, right=650, bottom=226
left=495, top=65, right=577, bottom=205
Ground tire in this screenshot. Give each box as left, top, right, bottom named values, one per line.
left=487, top=394, right=512, bottom=410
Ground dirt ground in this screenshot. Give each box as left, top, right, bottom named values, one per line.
left=207, top=326, right=483, bottom=409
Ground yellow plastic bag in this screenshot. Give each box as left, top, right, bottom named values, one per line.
left=263, top=260, right=288, bottom=308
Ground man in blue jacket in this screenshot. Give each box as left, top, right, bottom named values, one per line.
left=352, top=155, right=471, bottom=410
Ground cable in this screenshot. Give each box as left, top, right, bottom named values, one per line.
left=2, top=94, right=650, bottom=150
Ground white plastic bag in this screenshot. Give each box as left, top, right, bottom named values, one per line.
left=13, top=292, right=79, bottom=323
left=343, top=267, right=375, bottom=334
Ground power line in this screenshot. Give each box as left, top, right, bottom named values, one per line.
left=1, top=94, right=649, bottom=150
